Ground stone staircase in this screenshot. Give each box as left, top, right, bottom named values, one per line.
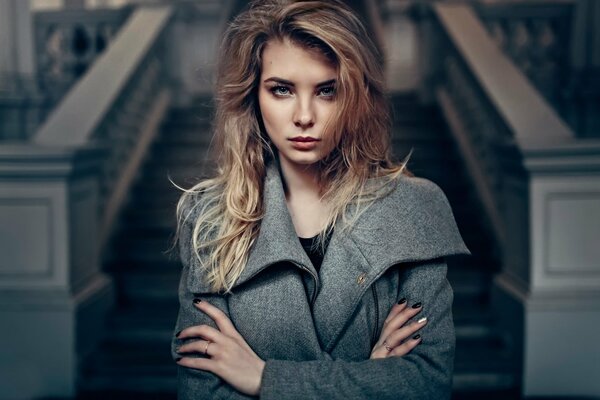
left=390, top=94, right=519, bottom=398
left=77, top=100, right=214, bottom=399
left=76, top=95, right=518, bottom=399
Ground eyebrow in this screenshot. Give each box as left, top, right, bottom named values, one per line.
left=263, top=77, right=336, bottom=87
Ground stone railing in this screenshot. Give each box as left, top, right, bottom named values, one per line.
left=473, top=0, right=600, bottom=138
left=474, top=0, right=576, bottom=115
left=0, top=6, right=174, bottom=399
left=0, top=6, right=132, bottom=142
left=34, top=5, right=173, bottom=249
left=0, top=73, right=51, bottom=141
left=428, top=3, right=600, bottom=398
left=33, top=6, right=133, bottom=106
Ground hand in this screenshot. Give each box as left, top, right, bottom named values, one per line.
left=175, top=299, right=265, bottom=396
left=370, top=299, right=427, bottom=359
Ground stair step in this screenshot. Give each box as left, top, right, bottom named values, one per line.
left=122, top=208, right=176, bottom=228
left=452, top=372, right=517, bottom=392
left=106, top=300, right=179, bottom=344
left=142, top=165, right=210, bottom=183
left=114, top=270, right=180, bottom=302
left=79, top=342, right=177, bottom=393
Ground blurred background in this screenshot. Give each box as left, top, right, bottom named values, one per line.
left=0, top=0, right=599, bottom=399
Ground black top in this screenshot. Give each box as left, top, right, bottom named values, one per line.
left=298, top=230, right=333, bottom=272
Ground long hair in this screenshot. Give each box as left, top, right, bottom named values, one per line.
left=175, top=0, right=410, bottom=294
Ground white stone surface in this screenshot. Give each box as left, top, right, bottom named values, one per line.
left=0, top=0, right=34, bottom=76
left=531, top=175, right=600, bottom=291
left=524, top=309, right=600, bottom=396
left=0, top=146, right=114, bottom=399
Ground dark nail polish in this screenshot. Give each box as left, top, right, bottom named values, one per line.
left=175, top=357, right=182, bottom=362
left=175, top=330, right=182, bottom=338
left=397, top=298, right=407, bottom=304
left=413, top=334, right=421, bottom=340
left=412, top=302, right=422, bottom=309
left=193, top=298, right=202, bottom=304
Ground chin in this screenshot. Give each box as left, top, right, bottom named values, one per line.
left=282, top=154, right=323, bottom=167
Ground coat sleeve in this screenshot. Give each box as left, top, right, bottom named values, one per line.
left=171, top=204, right=256, bottom=400
left=259, top=259, right=455, bottom=400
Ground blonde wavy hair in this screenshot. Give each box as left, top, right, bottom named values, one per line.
left=175, top=0, right=411, bottom=294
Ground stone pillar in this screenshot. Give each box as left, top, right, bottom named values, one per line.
left=383, top=0, right=421, bottom=92
left=0, top=0, right=35, bottom=77
left=493, top=142, right=600, bottom=397
left=164, top=1, right=231, bottom=105
left=0, top=144, right=115, bottom=399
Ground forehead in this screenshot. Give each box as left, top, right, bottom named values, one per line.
left=260, top=38, right=337, bottom=82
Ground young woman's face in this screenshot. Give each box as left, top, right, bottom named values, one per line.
left=258, top=39, right=338, bottom=169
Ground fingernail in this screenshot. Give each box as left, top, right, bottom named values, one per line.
left=175, top=330, right=182, bottom=337
left=193, top=298, right=202, bottom=304
left=397, top=298, right=407, bottom=304
left=412, top=302, right=422, bottom=309
left=417, top=317, right=427, bottom=324
left=413, top=334, right=421, bottom=340
left=175, top=357, right=182, bottom=362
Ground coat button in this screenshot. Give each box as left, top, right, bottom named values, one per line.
left=357, top=273, right=367, bottom=285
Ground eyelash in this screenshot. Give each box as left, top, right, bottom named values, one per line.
left=269, top=85, right=336, bottom=99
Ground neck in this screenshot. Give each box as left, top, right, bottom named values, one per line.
left=278, top=156, right=321, bottom=201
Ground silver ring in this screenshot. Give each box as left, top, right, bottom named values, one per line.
left=383, top=340, right=392, bottom=352
left=204, top=341, right=211, bottom=355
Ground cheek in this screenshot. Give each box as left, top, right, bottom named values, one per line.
left=258, top=96, right=284, bottom=139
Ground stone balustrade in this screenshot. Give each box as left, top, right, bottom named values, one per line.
left=426, top=2, right=600, bottom=397
left=0, top=5, right=174, bottom=398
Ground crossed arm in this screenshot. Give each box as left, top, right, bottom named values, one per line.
left=171, top=259, right=455, bottom=400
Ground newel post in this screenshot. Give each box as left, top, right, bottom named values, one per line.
left=493, top=141, right=600, bottom=397
left=0, top=144, right=115, bottom=399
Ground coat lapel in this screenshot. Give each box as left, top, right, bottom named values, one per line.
left=186, top=161, right=316, bottom=295
left=188, top=159, right=470, bottom=353
left=235, top=161, right=317, bottom=289
left=311, top=173, right=471, bottom=351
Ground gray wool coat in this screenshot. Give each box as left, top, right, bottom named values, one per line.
left=171, top=161, right=470, bottom=400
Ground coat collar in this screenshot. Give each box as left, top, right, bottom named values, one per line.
left=188, top=160, right=469, bottom=350
left=237, top=160, right=469, bottom=290
left=188, top=160, right=471, bottom=293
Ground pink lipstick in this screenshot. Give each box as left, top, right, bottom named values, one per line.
left=289, top=136, right=320, bottom=150
left=289, top=136, right=319, bottom=142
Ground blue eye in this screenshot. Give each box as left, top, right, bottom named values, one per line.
left=318, top=86, right=336, bottom=98
left=270, top=86, right=291, bottom=96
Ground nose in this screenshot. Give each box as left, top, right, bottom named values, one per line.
left=293, top=98, right=315, bottom=129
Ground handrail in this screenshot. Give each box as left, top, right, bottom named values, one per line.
left=34, top=6, right=173, bottom=147
left=428, top=2, right=583, bottom=256
left=31, top=5, right=174, bottom=251
left=33, top=6, right=133, bottom=105
left=433, top=3, right=574, bottom=150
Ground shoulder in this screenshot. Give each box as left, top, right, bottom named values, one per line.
left=362, top=174, right=457, bottom=229
left=350, top=175, right=470, bottom=263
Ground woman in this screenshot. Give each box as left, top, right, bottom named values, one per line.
left=171, top=1, right=469, bottom=399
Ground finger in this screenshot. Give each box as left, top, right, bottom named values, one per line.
left=176, top=356, right=215, bottom=372
left=383, top=317, right=427, bottom=349
left=193, top=299, right=240, bottom=338
left=370, top=346, right=387, bottom=360
left=177, top=324, right=222, bottom=342
left=370, top=340, right=392, bottom=359
left=387, top=334, right=422, bottom=358
left=177, top=339, right=217, bottom=357
left=383, top=298, right=408, bottom=325
left=379, top=301, right=422, bottom=340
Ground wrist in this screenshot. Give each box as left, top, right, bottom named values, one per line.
left=252, top=359, right=266, bottom=396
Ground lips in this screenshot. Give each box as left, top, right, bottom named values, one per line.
left=289, top=136, right=320, bottom=142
